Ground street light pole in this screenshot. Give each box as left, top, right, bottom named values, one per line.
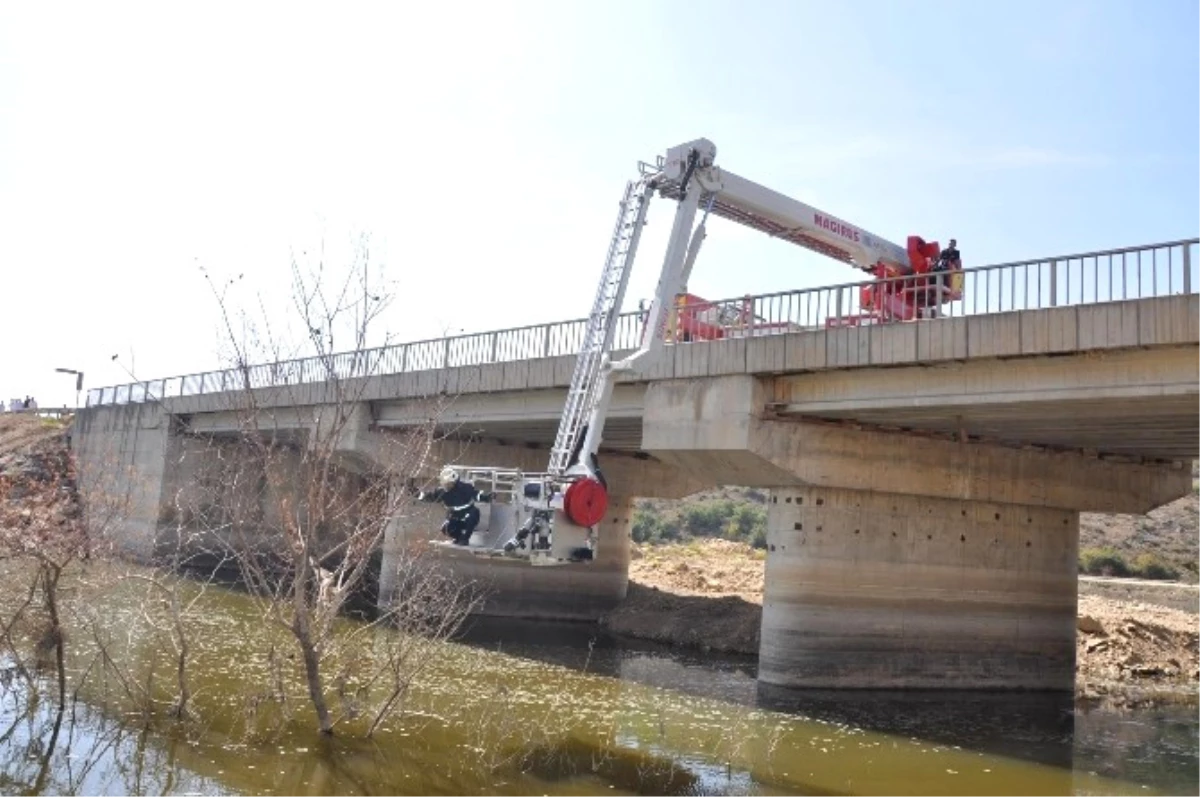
left=54, top=368, right=84, bottom=410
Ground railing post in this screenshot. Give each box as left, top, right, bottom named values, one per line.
left=442, top=338, right=450, bottom=369
left=542, top=325, right=552, bottom=358
left=489, top=332, right=499, bottom=363
left=1184, top=245, right=1192, bottom=294
left=1049, top=260, right=1058, bottom=307
left=835, top=286, right=845, bottom=323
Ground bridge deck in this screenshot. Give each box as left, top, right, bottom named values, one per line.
left=88, top=241, right=1199, bottom=463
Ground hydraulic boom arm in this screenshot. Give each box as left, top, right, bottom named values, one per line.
left=573, top=139, right=917, bottom=472
left=655, top=146, right=912, bottom=272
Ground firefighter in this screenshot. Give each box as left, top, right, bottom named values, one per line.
left=922, top=237, right=960, bottom=313
left=417, top=467, right=494, bottom=545
left=936, top=239, right=961, bottom=271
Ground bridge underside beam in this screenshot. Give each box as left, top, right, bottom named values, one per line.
left=642, top=374, right=1192, bottom=691
left=769, top=344, right=1199, bottom=462
left=643, top=375, right=1192, bottom=515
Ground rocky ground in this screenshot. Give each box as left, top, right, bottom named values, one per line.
left=603, top=538, right=1199, bottom=704
left=1076, top=594, right=1199, bottom=706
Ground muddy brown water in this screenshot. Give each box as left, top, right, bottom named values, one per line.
left=0, top=566, right=1196, bottom=796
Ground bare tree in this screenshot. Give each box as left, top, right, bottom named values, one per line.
left=0, top=428, right=92, bottom=715
left=189, top=234, right=479, bottom=735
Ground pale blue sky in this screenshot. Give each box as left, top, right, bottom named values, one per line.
left=1, top=0, right=1196, bottom=407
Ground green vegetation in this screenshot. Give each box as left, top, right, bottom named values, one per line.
left=1079, top=547, right=1131, bottom=577
left=633, top=488, right=768, bottom=549
left=1078, top=547, right=1181, bottom=580
left=1129, top=552, right=1181, bottom=580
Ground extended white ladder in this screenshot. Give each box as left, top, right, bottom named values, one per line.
left=547, top=178, right=653, bottom=476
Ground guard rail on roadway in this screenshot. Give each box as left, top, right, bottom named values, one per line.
left=1, top=407, right=75, bottom=420
left=86, top=238, right=1199, bottom=407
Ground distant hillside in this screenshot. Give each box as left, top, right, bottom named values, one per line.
left=634, top=466, right=1199, bottom=583
left=1079, top=462, right=1198, bottom=583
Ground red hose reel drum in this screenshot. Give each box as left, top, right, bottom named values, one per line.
left=563, top=477, right=608, bottom=527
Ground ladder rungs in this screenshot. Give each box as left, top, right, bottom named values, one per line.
left=549, top=177, right=652, bottom=475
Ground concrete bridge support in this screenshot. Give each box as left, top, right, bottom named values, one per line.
left=644, top=374, right=1192, bottom=691
left=762, top=486, right=1078, bottom=689
left=73, top=403, right=175, bottom=562
left=379, top=495, right=637, bottom=621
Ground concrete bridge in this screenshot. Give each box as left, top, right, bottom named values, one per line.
left=76, top=239, right=1199, bottom=693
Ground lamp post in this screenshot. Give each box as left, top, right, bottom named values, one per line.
left=54, top=368, right=84, bottom=410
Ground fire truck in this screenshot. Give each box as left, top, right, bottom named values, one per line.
left=425, top=139, right=961, bottom=565
left=662, top=292, right=811, bottom=341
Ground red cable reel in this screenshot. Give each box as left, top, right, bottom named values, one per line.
left=562, top=477, right=608, bottom=527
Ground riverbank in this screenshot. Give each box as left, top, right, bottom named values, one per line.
left=600, top=539, right=1199, bottom=705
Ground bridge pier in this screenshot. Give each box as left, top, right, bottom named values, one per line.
left=761, top=485, right=1078, bottom=689
left=643, top=374, right=1193, bottom=692
left=379, top=494, right=635, bottom=621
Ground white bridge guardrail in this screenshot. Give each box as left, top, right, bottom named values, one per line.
left=87, top=239, right=1198, bottom=408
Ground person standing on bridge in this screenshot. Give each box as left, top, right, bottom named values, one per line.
left=919, top=237, right=961, bottom=316
left=415, top=467, right=494, bottom=546
left=936, top=238, right=961, bottom=271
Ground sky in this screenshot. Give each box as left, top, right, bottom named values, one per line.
left=1, top=0, right=1197, bottom=408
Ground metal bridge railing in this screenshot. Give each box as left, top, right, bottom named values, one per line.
left=86, top=238, right=1198, bottom=408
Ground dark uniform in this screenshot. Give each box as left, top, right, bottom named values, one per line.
left=935, top=242, right=961, bottom=272
left=419, top=479, right=494, bottom=545
left=928, top=240, right=960, bottom=304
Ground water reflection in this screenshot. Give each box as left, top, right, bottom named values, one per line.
left=756, top=685, right=1076, bottom=769
left=1, top=570, right=1194, bottom=796
left=457, top=617, right=1198, bottom=795
left=458, top=616, right=760, bottom=703
left=460, top=618, right=1082, bottom=768
left=0, top=671, right=227, bottom=796
left=1073, top=705, right=1200, bottom=796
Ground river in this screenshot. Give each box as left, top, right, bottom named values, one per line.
left=0, top=567, right=1195, bottom=796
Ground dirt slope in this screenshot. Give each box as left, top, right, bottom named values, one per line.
left=0, top=414, right=64, bottom=457
left=0, top=415, right=82, bottom=551
left=629, top=539, right=764, bottom=600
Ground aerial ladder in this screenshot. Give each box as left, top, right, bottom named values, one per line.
left=428, top=139, right=962, bottom=565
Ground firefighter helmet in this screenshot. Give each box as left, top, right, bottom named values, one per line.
left=439, top=467, right=459, bottom=488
